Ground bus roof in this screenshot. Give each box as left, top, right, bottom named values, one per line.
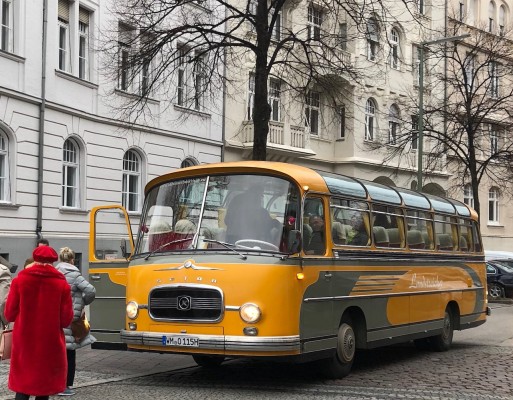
left=146, top=161, right=477, bottom=219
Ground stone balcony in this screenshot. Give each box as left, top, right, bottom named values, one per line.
left=228, top=120, right=316, bottom=160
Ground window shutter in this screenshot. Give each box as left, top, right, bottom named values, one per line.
left=58, top=0, right=70, bottom=22
left=79, top=7, right=90, bottom=25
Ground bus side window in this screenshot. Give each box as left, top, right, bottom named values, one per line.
left=303, top=198, right=325, bottom=255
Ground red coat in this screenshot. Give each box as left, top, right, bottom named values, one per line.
left=5, top=263, right=73, bottom=395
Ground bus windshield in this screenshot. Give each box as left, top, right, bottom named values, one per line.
left=135, top=174, right=300, bottom=255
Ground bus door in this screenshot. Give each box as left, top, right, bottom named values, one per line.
left=300, top=197, right=336, bottom=352
left=89, top=205, right=134, bottom=349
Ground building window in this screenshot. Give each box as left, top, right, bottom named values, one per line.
left=388, top=104, right=400, bottom=145
left=365, top=99, right=376, bottom=141
left=464, top=184, right=474, bottom=208
left=0, top=131, right=10, bottom=202
left=390, top=28, right=400, bottom=69
left=411, top=115, right=418, bottom=150
left=1, top=0, right=13, bottom=53
left=488, top=187, right=499, bottom=223
left=338, top=106, right=346, bottom=139
left=366, top=18, right=379, bottom=61
left=58, top=0, right=70, bottom=72
left=488, top=1, right=496, bottom=33
left=270, top=8, right=281, bottom=41
left=489, top=125, right=499, bottom=155
left=118, top=23, right=134, bottom=91
left=417, top=0, right=425, bottom=14
left=78, top=8, right=90, bottom=80
left=62, top=139, right=79, bottom=208
left=499, top=5, right=505, bottom=35
left=339, top=23, right=347, bottom=51
left=489, top=61, right=499, bottom=98
left=464, top=54, right=474, bottom=90
left=459, top=1, right=465, bottom=21
left=176, top=48, right=205, bottom=110
left=122, top=150, right=141, bottom=212
left=269, top=78, right=281, bottom=122
left=193, top=54, right=205, bottom=111
left=247, top=73, right=255, bottom=120
left=307, top=5, right=322, bottom=41
left=413, top=46, right=421, bottom=85
left=305, top=91, right=320, bottom=135
left=181, top=157, right=198, bottom=168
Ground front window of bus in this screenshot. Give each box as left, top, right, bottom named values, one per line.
left=135, top=174, right=300, bottom=256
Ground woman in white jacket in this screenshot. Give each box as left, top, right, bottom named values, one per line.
left=55, top=247, right=96, bottom=396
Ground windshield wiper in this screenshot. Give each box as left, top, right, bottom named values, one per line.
left=144, top=238, right=193, bottom=260
left=202, top=239, right=247, bottom=260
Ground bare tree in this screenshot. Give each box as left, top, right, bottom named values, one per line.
left=382, top=20, right=513, bottom=219
left=102, top=0, right=421, bottom=160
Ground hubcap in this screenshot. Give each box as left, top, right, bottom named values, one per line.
left=489, top=285, right=502, bottom=299
left=337, top=324, right=355, bottom=363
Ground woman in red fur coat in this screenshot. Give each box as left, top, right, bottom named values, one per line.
left=5, top=246, right=73, bottom=400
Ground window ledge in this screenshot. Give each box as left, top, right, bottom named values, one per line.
left=0, top=202, right=20, bottom=210
left=55, top=69, right=99, bottom=89
left=59, top=207, right=89, bottom=215
left=336, top=138, right=346, bottom=142
left=173, top=104, right=211, bottom=118
left=114, top=89, right=159, bottom=105
left=487, top=222, right=503, bottom=227
left=0, top=50, right=25, bottom=63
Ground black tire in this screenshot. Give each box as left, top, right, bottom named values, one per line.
left=192, top=354, right=225, bottom=368
left=320, top=315, right=356, bottom=378
left=429, top=308, right=454, bottom=352
left=488, top=283, right=504, bottom=299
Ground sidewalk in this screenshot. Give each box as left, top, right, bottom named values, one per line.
left=0, top=347, right=196, bottom=399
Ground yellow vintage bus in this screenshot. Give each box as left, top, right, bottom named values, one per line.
left=89, top=161, right=489, bottom=377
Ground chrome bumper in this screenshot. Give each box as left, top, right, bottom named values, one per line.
left=121, top=330, right=300, bottom=352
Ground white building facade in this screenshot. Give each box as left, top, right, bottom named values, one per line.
left=0, top=0, right=224, bottom=270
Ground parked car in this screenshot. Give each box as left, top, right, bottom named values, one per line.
left=486, top=260, right=513, bottom=299
left=485, top=250, right=513, bottom=261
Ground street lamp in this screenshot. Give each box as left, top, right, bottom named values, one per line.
left=416, top=34, right=470, bottom=191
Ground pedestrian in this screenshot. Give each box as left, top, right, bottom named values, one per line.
left=55, top=246, right=96, bottom=396
left=0, top=259, right=12, bottom=333
left=24, top=238, right=50, bottom=269
left=5, top=246, right=73, bottom=400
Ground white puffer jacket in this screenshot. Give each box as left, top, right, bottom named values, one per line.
left=55, top=262, right=97, bottom=350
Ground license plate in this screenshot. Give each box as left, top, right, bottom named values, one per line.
left=162, top=335, right=199, bottom=347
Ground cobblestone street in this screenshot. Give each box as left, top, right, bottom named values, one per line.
left=1, top=304, right=511, bottom=400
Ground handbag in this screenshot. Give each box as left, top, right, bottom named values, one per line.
left=71, top=312, right=90, bottom=343
left=0, top=327, right=13, bottom=361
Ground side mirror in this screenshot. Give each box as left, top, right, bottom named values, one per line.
left=288, top=230, right=302, bottom=254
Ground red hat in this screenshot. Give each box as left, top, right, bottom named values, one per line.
left=32, top=246, right=58, bottom=263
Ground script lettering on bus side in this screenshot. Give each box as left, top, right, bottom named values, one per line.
left=409, top=273, right=443, bottom=289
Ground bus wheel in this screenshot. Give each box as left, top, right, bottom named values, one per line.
left=321, top=316, right=356, bottom=378
left=192, top=354, right=225, bottom=368
left=429, top=308, right=454, bottom=352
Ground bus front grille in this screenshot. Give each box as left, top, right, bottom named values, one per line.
left=149, top=285, right=223, bottom=322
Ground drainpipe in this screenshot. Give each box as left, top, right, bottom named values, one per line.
left=36, top=0, right=48, bottom=241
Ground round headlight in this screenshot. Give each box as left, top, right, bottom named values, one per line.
left=126, top=301, right=139, bottom=319
left=239, top=303, right=261, bottom=323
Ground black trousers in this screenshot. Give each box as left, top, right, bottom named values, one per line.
left=67, top=349, right=76, bottom=387
left=14, top=394, right=49, bottom=400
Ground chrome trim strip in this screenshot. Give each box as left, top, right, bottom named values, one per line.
left=225, top=305, right=240, bottom=311
left=120, top=330, right=300, bottom=352
left=304, top=286, right=485, bottom=302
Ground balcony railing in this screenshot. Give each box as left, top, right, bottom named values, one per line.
left=408, top=152, right=447, bottom=172
left=241, top=120, right=307, bottom=149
